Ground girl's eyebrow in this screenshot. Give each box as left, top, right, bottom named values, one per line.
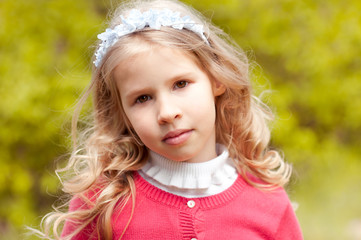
left=166, top=72, right=194, bottom=83
left=124, top=86, right=153, bottom=104
left=124, top=72, right=195, bottom=101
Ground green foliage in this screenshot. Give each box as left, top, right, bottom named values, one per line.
left=0, top=0, right=105, bottom=238
left=1, top=0, right=360, bottom=239
left=187, top=1, right=361, bottom=239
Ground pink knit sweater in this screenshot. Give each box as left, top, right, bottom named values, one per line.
left=63, top=172, right=303, bottom=239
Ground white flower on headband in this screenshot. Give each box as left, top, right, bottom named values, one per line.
left=93, top=8, right=208, bottom=67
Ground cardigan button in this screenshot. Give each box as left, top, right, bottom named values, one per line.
left=187, top=200, right=195, bottom=208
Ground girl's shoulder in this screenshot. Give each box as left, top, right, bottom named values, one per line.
left=239, top=173, right=294, bottom=211
left=68, top=185, right=104, bottom=212
left=238, top=174, right=302, bottom=236
left=62, top=186, right=104, bottom=239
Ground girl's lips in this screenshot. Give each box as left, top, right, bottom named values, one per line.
left=162, top=129, right=193, bottom=145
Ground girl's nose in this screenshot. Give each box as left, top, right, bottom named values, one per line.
left=157, top=98, right=182, bottom=125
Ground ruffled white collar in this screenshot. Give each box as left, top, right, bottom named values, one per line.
left=140, top=144, right=237, bottom=190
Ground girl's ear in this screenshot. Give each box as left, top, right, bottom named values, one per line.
left=213, top=80, right=226, bottom=96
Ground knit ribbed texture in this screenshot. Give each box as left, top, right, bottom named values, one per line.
left=63, top=172, right=303, bottom=239
left=135, top=172, right=245, bottom=209
left=179, top=211, right=196, bottom=239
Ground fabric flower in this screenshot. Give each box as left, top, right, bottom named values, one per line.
left=93, top=8, right=209, bottom=67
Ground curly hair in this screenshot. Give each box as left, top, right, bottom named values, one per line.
left=37, top=0, right=292, bottom=239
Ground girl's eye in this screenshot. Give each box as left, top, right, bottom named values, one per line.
left=136, top=95, right=151, bottom=104
left=174, top=80, right=188, bottom=89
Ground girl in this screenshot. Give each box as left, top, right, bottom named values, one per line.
left=40, top=0, right=303, bottom=239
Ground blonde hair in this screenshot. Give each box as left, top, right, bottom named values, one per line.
left=38, top=0, right=291, bottom=239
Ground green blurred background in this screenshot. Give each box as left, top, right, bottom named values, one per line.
left=1, top=0, right=360, bottom=239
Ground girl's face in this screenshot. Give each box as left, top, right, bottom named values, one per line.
left=114, top=47, right=224, bottom=163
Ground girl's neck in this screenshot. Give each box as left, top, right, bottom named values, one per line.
left=138, top=144, right=239, bottom=198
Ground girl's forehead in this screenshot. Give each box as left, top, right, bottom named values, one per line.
left=113, top=46, right=210, bottom=92
left=116, top=45, right=200, bottom=73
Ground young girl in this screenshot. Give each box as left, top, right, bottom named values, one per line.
left=40, top=0, right=303, bottom=239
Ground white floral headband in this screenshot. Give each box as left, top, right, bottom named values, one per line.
left=93, top=8, right=209, bottom=67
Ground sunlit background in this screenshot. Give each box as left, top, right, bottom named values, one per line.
left=1, top=0, right=361, bottom=239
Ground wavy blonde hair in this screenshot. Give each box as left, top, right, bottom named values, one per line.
left=37, top=0, right=291, bottom=239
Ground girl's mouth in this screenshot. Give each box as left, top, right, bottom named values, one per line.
left=162, top=129, right=193, bottom=145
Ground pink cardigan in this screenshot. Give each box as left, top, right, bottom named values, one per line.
left=63, top=172, right=303, bottom=239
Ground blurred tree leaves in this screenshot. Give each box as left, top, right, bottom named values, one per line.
left=1, top=0, right=360, bottom=239
left=187, top=1, right=361, bottom=238
left=0, top=0, right=105, bottom=237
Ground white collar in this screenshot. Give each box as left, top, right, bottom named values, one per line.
left=140, top=144, right=237, bottom=189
